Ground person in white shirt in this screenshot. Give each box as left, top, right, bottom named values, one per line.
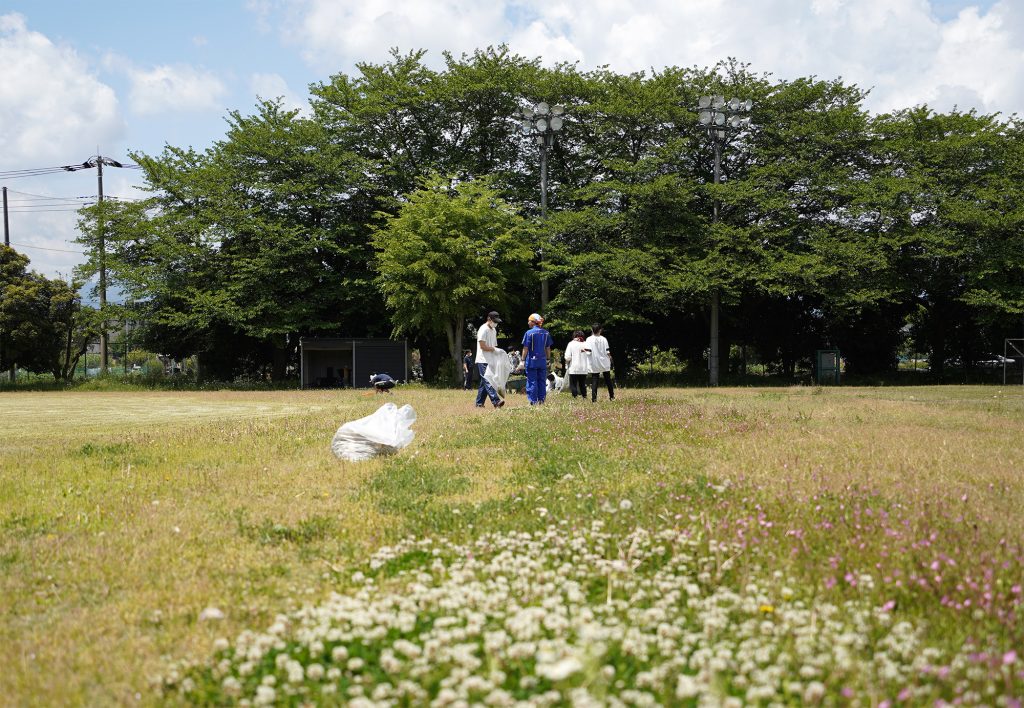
left=585, top=323, right=615, bottom=401
left=563, top=330, right=591, bottom=399
left=474, top=311, right=505, bottom=408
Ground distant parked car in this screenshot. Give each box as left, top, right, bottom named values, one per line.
left=977, top=354, right=1015, bottom=368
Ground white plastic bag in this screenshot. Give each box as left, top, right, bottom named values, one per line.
left=331, top=403, right=416, bottom=461
left=484, top=347, right=512, bottom=393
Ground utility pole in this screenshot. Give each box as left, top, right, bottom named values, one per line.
left=96, top=156, right=108, bottom=374
left=2, top=186, right=9, bottom=246
left=2, top=186, right=11, bottom=382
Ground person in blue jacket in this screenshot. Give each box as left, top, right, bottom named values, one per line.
left=520, top=313, right=553, bottom=405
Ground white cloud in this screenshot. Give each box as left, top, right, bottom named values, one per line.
left=277, top=0, right=510, bottom=70
left=120, top=61, right=228, bottom=115
left=0, top=12, right=124, bottom=169
left=249, top=72, right=309, bottom=115
left=265, top=0, right=1024, bottom=116
left=918, top=3, right=1024, bottom=114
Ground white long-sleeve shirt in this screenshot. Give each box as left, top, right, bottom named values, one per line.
left=564, top=339, right=591, bottom=375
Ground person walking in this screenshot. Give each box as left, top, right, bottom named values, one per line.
left=475, top=311, right=505, bottom=408
left=521, top=313, right=553, bottom=405
left=586, top=323, right=615, bottom=401
left=563, top=330, right=591, bottom=399
left=462, top=349, right=474, bottom=390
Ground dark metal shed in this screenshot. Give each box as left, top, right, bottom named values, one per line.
left=299, top=337, right=408, bottom=389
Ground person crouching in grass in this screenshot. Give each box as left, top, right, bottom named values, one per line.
left=370, top=372, right=395, bottom=393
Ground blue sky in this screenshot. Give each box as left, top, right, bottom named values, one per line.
left=1, top=0, right=1019, bottom=280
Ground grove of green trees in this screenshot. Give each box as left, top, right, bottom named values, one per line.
left=0, top=246, right=94, bottom=381
left=65, top=47, right=1024, bottom=382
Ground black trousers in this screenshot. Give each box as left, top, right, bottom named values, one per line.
left=590, top=371, right=615, bottom=401
left=568, top=373, right=588, bottom=398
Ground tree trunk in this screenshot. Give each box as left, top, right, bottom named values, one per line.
left=445, top=321, right=456, bottom=367
left=61, top=320, right=74, bottom=381
left=453, top=316, right=464, bottom=369
left=271, top=340, right=289, bottom=381
left=414, top=333, right=447, bottom=382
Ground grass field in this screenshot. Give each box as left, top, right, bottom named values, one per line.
left=1, top=385, right=1022, bottom=705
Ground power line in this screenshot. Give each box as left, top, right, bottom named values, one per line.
left=6, top=188, right=89, bottom=199
left=9, top=241, right=85, bottom=254
left=7, top=199, right=88, bottom=205
left=0, top=162, right=142, bottom=180
left=7, top=207, right=92, bottom=213
left=6, top=190, right=143, bottom=204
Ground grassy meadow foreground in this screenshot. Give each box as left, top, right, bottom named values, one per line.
left=1, top=386, right=1022, bottom=705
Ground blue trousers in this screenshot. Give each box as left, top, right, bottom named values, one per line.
left=475, top=363, right=501, bottom=406
left=525, top=365, right=547, bottom=404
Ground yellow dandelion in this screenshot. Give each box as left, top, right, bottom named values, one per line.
left=759, top=604, right=775, bottom=614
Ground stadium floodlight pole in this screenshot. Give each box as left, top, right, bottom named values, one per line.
left=695, top=95, right=753, bottom=386
left=512, top=102, right=567, bottom=311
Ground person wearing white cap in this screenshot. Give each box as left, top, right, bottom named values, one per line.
left=520, top=313, right=553, bottom=405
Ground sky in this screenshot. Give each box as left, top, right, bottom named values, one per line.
left=1, top=0, right=1020, bottom=283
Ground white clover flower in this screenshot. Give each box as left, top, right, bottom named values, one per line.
left=221, top=676, right=242, bottom=696
left=305, top=663, right=324, bottom=681
left=199, top=607, right=225, bottom=622
left=802, top=680, right=825, bottom=703
left=285, top=660, right=304, bottom=684
left=619, top=499, right=633, bottom=511
left=537, top=656, right=583, bottom=682
left=253, top=685, right=276, bottom=706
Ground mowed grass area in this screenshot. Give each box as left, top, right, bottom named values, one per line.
left=1, top=385, right=1023, bottom=705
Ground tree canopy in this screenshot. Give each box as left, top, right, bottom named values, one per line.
left=62, top=46, right=1024, bottom=382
